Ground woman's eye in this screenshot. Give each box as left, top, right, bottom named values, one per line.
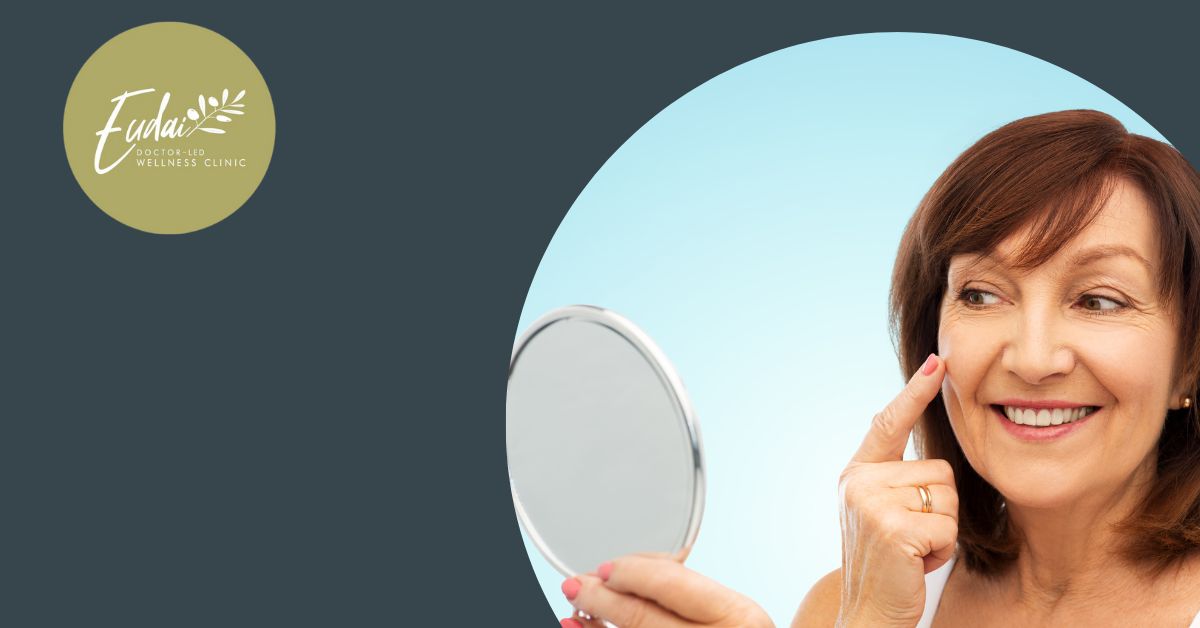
left=1078, top=294, right=1124, bottom=312
left=960, top=289, right=999, bottom=306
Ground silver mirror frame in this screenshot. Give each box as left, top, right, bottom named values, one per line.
left=507, top=304, right=707, bottom=576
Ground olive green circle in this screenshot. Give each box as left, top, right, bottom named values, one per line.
left=64, top=22, right=275, bottom=235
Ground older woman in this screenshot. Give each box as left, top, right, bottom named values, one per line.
left=556, top=109, right=1200, bottom=628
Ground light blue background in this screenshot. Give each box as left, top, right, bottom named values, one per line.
left=513, top=32, right=1166, bottom=625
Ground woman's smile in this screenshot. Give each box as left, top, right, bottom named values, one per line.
left=988, top=402, right=1103, bottom=442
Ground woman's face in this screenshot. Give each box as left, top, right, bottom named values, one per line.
left=937, top=179, right=1186, bottom=510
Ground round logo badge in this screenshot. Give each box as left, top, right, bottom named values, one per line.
left=64, top=22, right=275, bottom=234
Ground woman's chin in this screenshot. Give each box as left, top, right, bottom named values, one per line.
left=987, top=469, right=1092, bottom=510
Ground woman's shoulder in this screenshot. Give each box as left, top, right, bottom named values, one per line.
left=791, top=567, right=841, bottom=628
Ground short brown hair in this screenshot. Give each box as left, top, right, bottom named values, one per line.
left=889, top=109, right=1200, bottom=575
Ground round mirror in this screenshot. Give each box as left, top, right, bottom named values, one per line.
left=507, top=305, right=705, bottom=577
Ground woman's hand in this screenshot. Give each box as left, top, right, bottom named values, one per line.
left=836, top=353, right=957, bottom=628
left=558, top=553, right=773, bottom=628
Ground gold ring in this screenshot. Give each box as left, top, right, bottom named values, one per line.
left=917, top=484, right=933, bottom=514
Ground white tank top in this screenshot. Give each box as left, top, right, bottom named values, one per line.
left=916, top=555, right=1200, bottom=627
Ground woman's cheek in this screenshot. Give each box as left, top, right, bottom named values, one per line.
left=1083, top=332, right=1163, bottom=397
left=937, top=320, right=968, bottom=413
left=937, top=321, right=988, bottom=458
left=1079, top=321, right=1175, bottom=426
left=939, top=371, right=969, bottom=442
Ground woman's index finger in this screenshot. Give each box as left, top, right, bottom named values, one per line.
left=851, top=354, right=945, bottom=463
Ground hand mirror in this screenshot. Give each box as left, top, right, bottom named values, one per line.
left=507, top=305, right=705, bottom=578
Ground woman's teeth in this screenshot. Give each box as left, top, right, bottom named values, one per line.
left=1000, top=405, right=1097, bottom=427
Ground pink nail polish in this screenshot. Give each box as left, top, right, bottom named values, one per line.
left=561, top=620, right=583, bottom=628
left=598, top=561, right=613, bottom=581
left=921, top=353, right=938, bottom=376
left=561, top=577, right=582, bottom=601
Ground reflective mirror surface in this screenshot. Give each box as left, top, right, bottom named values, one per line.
left=507, top=305, right=704, bottom=576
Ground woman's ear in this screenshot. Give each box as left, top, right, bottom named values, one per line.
left=1169, top=365, right=1199, bottom=410
left=1169, top=384, right=1189, bottom=410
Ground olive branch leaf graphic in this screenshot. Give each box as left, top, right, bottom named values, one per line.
left=185, top=88, right=246, bottom=137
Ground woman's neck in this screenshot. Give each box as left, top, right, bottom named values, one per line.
left=1000, top=454, right=1158, bottom=614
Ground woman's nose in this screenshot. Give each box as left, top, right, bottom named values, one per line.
left=1000, top=306, right=1077, bottom=384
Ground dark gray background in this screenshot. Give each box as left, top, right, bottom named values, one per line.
left=3, top=2, right=1197, bottom=626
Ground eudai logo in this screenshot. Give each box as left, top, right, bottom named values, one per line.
left=95, top=88, right=250, bottom=174
left=64, top=22, right=276, bottom=235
